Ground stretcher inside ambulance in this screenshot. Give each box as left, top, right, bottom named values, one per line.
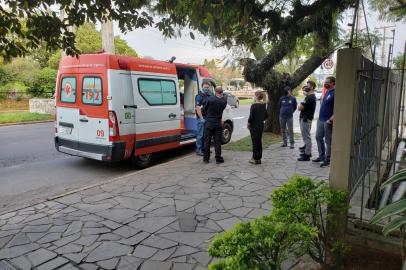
left=54, top=54, right=234, bottom=168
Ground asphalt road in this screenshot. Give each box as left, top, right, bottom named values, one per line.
left=0, top=101, right=318, bottom=213
left=0, top=106, right=250, bottom=213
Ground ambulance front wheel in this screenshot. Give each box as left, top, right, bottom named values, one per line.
left=132, top=153, right=153, bottom=169
left=221, top=122, right=232, bottom=144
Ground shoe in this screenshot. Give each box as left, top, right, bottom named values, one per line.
left=290, top=145, right=294, bottom=149
left=312, top=157, right=323, bottom=162
left=196, top=152, right=204, bottom=156
left=249, top=158, right=256, bottom=164
left=203, top=159, right=209, bottom=163
left=256, top=160, right=262, bottom=164
left=216, top=158, right=224, bottom=164
left=320, top=162, right=330, bottom=168
left=299, top=145, right=305, bottom=150
left=281, top=143, right=287, bottom=147
left=298, top=154, right=311, bottom=161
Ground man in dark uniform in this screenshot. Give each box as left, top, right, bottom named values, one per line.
left=297, top=85, right=317, bottom=161
left=202, top=86, right=227, bottom=164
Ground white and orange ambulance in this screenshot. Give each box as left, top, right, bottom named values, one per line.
left=54, top=54, right=233, bottom=168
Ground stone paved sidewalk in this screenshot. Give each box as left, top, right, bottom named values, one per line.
left=0, top=144, right=329, bottom=270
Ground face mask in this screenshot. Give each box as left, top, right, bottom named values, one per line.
left=202, top=87, right=211, bottom=95
left=303, top=91, right=308, bottom=96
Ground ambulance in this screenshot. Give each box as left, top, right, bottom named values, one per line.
left=54, top=54, right=234, bottom=168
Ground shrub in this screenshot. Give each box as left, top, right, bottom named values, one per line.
left=208, top=215, right=316, bottom=270
left=208, top=176, right=349, bottom=270
left=271, top=176, right=348, bottom=264
left=28, top=67, right=57, bottom=98
left=0, top=81, right=28, bottom=99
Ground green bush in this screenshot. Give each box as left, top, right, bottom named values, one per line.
left=0, top=81, right=28, bottom=99
left=271, top=176, right=348, bottom=264
left=208, top=176, right=349, bottom=269
left=28, top=67, right=57, bottom=98
left=209, top=215, right=316, bottom=270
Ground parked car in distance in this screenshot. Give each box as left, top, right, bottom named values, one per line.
left=224, top=92, right=240, bottom=108
left=315, top=89, right=323, bottom=100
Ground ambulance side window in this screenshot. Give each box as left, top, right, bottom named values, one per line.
left=60, top=77, right=76, bottom=103
left=82, top=77, right=102, bottom=105
left=138, top=79, right=177, bottom=106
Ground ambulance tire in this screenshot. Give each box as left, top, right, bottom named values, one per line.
left=132, top=153, right=153, bottom=169
left=221, top=122, right=232, bottom=144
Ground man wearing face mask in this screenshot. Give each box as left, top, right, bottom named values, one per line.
left=202, top=86, right=227, bottom=164
left=318, top=76, right=335, bottom=167
left=195, top=81, right=212, bottom=156
left=297, top=82, right=316, bottom=161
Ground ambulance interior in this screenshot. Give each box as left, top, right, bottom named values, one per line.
left=176, top=66, right=214, bottom=141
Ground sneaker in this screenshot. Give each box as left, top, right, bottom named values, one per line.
left=203, top=159, right=209, bottom=163
left=320, top=162, right=330, bottom=168
left=312, top=157, right=323, bottom=162
left=281, top=143, right=287, bottom=147
left=256, top=160, right=262, bottom=164
left=299, top=145, right=305, bottom=150
left=196, top=152, right=204, bottom=156
left=298, top=154, right=311, bottom=161
left=290, top=145, right=294, bottom=149
left=249, top=158, right=256, bottom=164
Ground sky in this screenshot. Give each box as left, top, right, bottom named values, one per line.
left=114, top=5, right=406, bottom=66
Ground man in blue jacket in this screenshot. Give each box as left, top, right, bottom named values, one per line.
left=195, top=81, right=212, bottom=156
left=279, top=86, right=297, bottom=149
left=318, top=76, right=335, bottom=167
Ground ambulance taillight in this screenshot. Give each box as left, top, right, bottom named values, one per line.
left=54, top=112, right=57, bottom=133
left=108, top=111, right=120, bottom=141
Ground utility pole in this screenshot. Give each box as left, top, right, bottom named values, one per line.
left=375, top=25, right=396, bottom=66
left=101, top=19, right=115, bottom=54
left=59, top=7, right=76, bottom=57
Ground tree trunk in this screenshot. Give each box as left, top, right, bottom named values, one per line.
left=264, top=87, right=284, bottom=133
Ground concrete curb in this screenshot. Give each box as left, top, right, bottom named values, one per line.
left=0, top=151, right=196, bottom=216
left=0, top=120, right=54, bottom=127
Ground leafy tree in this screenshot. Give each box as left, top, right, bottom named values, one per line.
left=2, top=57, right=40, bottom=87
left=0, top=1, right=152, bottom=59
left=28, top=67, right=58, bottom=98
left=369, top=0, right=406, bottom=21
left=154, top=0, right=355, bottom=132
left=393, top=53, right=405, bottom=69
left=46, top=23, right=137, bottom=69
left=203, top=58, right=242, bottom=87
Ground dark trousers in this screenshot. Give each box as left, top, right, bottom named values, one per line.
left=250, top=125, right=263, bottom=160
left=315, top=120, right=325, bottom=160
left=324, top=122, right=333, bottom=163
left=203, top=121, right=222, bottom=161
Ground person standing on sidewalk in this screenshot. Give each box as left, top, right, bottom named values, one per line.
left=279, top=86, right=297, bottom=149
left=318, top=76, right=335, bottom=167
left=297, top=85, right=316, bottom=161
left=202, top=86, right=227, bottom=164
left=248, top=91, right=268, bottom=164
left=195, top=81, right=212, bottom=156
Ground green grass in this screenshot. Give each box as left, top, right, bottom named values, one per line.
left=225, top=132, right=302, bottom=152
left=224, top=133, right=282, bottom=152
left=0, top=112, right=53, bottom=124
left=239, top=98, right=254, bottom=105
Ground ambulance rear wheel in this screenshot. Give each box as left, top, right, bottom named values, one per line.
left=132, top=154, right=153, bottom=169
left=221, top=122, right=232, bottom=144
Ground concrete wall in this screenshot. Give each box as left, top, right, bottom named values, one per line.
left=29, top=98, right=55, bottom=115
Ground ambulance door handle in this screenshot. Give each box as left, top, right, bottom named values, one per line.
left=124, top=105, right=137, bottom=109
left=168, top=113, right=176, bottom=119
left=79, top=118, right=88, bottom=122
